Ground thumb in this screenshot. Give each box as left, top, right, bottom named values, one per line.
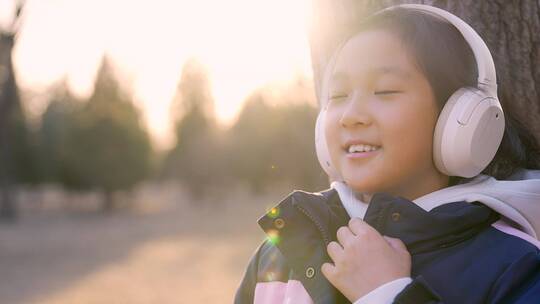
left=321, top=262, right=336, bottom=280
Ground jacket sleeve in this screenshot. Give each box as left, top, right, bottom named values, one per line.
left=392, top=275, right=443, bottom=304
left=234, top=240, right=267, bottom=304
left=486, top=251, right=540, bottom=303
left=353, top=277, right=412, bottom=304
left=393, top=251, right=540, bottom=303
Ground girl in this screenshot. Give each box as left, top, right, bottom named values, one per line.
left=235, top=4, right=540, bottom=303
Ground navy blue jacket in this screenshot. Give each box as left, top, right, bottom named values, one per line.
left=234, top=188, right=540, bottom=303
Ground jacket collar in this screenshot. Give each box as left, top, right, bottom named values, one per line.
left=333, top=169, right=540, bottom=240
left=362, top=192, right=500, bottom=254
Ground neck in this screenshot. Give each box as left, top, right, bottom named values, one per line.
left=355, top=171, right=450, bottom=204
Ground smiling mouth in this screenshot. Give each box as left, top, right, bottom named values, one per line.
left=343, top=144, right=382, bottom=160
left=345, top=143, right=382, bottom=154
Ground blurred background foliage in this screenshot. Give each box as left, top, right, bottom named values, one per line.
left=0, top=43, right=328, bottom=218
left=161, top=58, right=326, bottom=197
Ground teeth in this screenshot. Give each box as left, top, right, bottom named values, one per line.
left=348, top=144, right=380, bottom=153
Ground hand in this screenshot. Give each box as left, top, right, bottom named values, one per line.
left=321, top=217, right=411, bottom=302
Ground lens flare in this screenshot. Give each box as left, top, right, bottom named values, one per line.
left=265, top=271, right=276, bottom=281
left=266, top=229, right=280, bottom=245
left=267, top=207, right=280, bottom=218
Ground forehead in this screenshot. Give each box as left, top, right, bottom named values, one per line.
left=331, top=30, right=418, bottom=82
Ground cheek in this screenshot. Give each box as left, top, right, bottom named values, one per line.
left=381, top=104, right=438, bottom=161
left=324, top=109, right=350, bottom=175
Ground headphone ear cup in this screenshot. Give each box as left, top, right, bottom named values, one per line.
left=315, top=111, right=342, bottom=181
left=433, top=88, right=505, bottom=178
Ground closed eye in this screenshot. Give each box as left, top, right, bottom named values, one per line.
left=329, top=94, right=348, bottom=100
left=374, top=90, right=402, bottom=95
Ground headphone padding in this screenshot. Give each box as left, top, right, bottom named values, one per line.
left=434, top=88, right=505, bottom=177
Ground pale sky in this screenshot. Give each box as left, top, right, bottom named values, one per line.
left=0, top=0, right=314, bottom=150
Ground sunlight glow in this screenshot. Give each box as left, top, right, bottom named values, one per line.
left=6, top=0, right=314, bottom=149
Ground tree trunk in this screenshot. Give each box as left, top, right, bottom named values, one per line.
left=0, top=183, right=16, bottom=220
left=102, top=190, right=115, bottom=212
left=0, top=3, right=24, bottom=221
left=0, top=32, right=18, bottom=220
left=309, top=0, right=540, bottom=142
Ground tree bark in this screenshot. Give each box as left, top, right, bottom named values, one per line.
left=0, top=32, right=18, bottom=220
left=309, top=0, right=540, bottom=142
left=0, top=3, right=24, bottom=221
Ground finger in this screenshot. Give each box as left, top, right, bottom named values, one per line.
left=336, top=226, right=355, bottom=247
left=321, top=262, right=337, bottom=280
left=348, top=217, right=377, bottom=237
left=383, top=236, right=408, bottom=253
left=326, top=241, right=344, bottom=262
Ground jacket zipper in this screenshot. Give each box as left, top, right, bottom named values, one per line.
left=294, top=203, right=331, bottom=245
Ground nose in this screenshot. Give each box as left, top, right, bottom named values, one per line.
left=339, top=90, right=372, bottom=128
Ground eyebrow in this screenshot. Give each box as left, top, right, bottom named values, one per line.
left=330, top=66, right=411, bottom=84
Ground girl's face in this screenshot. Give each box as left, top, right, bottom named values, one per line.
left=325, top=29, right=449, bottom=201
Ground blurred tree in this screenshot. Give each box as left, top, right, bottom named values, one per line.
left=227, top=82, right=327, bottom=193
left=163, top=61, right=328, bottom=195
left=274, top=102, right=328, bottom=191
left=227, top=93, right=277, bottom=192
left=37, top=82, right=80, bottom=184
left=163, top=59, right=223, bottom=198
left=57, top=57, right=153, bottom=211
left=0, top=1, right=29, bottom=220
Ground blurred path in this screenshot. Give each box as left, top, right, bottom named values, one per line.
left=0, top=183, right=288, bottom=303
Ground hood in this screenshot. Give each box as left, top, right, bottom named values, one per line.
left=332, top=168, right=540, bottom=239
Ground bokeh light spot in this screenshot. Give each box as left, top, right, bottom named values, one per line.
left=266, top=229, right=280, bottom=245
left=267, top=207, right=280, bottom=218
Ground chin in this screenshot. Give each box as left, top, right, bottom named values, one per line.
left=341, top=171, right=383, bottom=194
left=346, top=183, right=381, bottom=195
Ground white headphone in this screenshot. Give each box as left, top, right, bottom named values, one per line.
left=315, top=4, right=505, bottom=180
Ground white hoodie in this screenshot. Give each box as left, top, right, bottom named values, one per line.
left=333, top=168, right=540, bottom=239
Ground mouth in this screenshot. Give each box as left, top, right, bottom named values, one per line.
left=344, top=143, right=382, bottom=159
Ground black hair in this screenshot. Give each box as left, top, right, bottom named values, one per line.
left=338, top=7, right=540, bottom=185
